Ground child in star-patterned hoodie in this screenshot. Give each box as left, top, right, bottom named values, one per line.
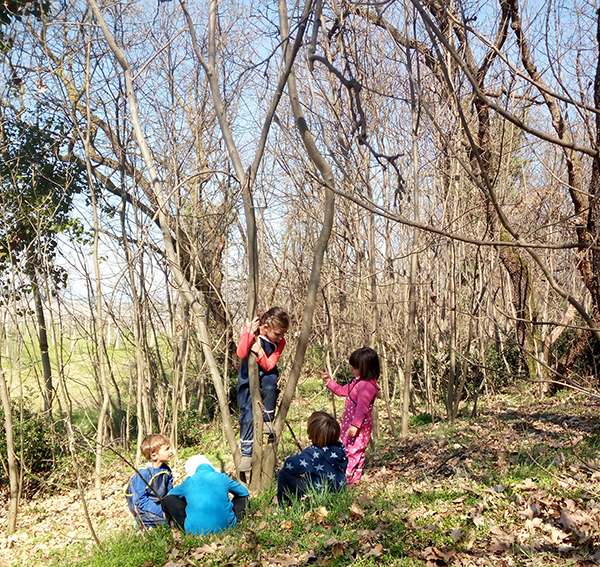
left=277, top=411, right=348, bottom=506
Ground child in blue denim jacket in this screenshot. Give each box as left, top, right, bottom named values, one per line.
left=126, top=434, right=173, bottom=528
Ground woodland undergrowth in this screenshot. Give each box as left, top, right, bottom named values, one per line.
left=2, top=390, right=600, bottom=567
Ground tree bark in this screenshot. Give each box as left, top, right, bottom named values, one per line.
left=260, top=0, right=338, bottom=488
left=0, top=359, right=18, bottom=534
left=33, top=283, right=52, bottom=415
left=87, top=0, right=243, bottom=473
left=402, top=24, right=421, bottom=435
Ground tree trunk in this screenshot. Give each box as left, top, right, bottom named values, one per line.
left=80, top=28, right=111, bottom=499
left=33, top=283, right=52, bottom=415
left=379, top=342, right=397, bottom=436
left=0, top=358, right=18, bottom=534
left=88, top=0, right=244, bottom=475
left=402, top=37, right=422, bottom=434
left=119, top=196, right=151, bottom=458
left=447, top=242, right=457, bottom=422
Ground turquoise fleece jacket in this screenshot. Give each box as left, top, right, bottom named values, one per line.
left=168, top=464, right=249, bottom=535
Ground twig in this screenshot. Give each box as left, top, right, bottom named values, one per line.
left=66, top=422, right=103, bottom=550
left=326, top=362, right=340, bottom=421
left=563, top=426, right=600, bottom=475
left=286, top=420, right=303, bottom=451
left=520, top=442, right=600, bottom=499
left=307, top=384, right=328, bottom=405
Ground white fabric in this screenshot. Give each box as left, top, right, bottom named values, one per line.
left=185, top=454, right=213, bottom=477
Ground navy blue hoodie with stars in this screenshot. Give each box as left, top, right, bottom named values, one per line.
left=282, top=442, right=348, bottom=491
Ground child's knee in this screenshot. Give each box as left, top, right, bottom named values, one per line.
left=260, top=373, right=279, bottom=389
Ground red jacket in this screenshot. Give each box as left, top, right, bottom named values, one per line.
left=237, top=325, right=286, bottom=372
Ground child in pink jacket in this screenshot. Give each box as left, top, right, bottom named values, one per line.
left=322, top=347, right=380, bottom=486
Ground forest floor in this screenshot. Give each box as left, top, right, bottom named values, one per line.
left=2, top=389, right=600, bottom=567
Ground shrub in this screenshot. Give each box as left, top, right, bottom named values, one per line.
left=0, top=402, right=56, bottom=495
left=177, top=407, right=207, bottom=448
left=410, top=413, right=433, bottom=427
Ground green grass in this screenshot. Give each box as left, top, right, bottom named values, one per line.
left=49, top=482, right=416, bottom=567
left=50, top=526, right=176, bottom=567
left=11, top=387, right=600, bottom=567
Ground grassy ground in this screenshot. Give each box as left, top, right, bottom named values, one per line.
left=2, top=389, right=600, bottom=567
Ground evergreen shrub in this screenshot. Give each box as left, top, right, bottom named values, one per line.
left=0, top=403, right=55, bottom=495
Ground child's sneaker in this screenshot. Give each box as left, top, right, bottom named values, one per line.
left=263, top=421, right=275, bottom=435
left=239, top=456, right=252, bottom=471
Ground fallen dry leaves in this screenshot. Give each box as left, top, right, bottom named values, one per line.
left=365, top=393, right=600, bottom=565
left=303, top=506, right=328, bottom=524
left=0, top=472, right=132, bottom=567
left=420, top=545, right=456, bottom=567
left=2, top=393, right=600, bottom=567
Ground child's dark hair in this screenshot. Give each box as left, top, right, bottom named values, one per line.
left=348, top=347, right=380, bottom=381
left=260, top=306, right=289, bottom=331
left=140, top=433, right=170, bottom=461
left=307, top=411, right=341, bottom=448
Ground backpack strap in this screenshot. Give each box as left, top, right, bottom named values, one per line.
left=125, top=464, right=168, bottom=502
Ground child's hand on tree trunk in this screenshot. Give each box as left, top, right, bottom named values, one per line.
left=245, top=316, right=260, bottom=336
left=250, top=341, right=264, bottom=358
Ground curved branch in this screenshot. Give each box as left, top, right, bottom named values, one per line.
left=411, top=0, right=598, bottom=158
left=86, top=0, right=242, bottom=465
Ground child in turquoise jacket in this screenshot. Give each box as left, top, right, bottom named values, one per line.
left=162, top=455, right=249, bottom=535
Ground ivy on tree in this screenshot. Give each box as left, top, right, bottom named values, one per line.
left=0, top=117, right=87, bottom=295
left=0, top=117, right=87, bottom=411
left=0, top=0, right=50, bottom=51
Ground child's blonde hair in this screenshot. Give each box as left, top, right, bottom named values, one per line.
left=348, top=347, right=380, bottom=381
left=260, top=306, right=289, bottom=331
left=140, top=433, right=170, bottom=461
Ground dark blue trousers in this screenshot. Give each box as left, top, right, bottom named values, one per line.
left=277, top=469, right=309, bottom=505
left=162, top=494, right=248, bottom=531
left=134, top=509, right=169, bottom=528
left=238, top=371, right=279, bottom=457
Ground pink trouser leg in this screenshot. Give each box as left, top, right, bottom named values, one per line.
left=343, top=425, right=371, bottom=485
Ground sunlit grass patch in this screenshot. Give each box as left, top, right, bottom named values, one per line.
left=498, top=455, right=556, bottom=489
left=409, top=412, right=433, bottom=427
left=404, top=487, right=468, bottom=507
left=296, top=374, right=324, bottom=398
left=50, top=526, right=175, bottom=567
left=29, top=389, right=600, bottom=567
